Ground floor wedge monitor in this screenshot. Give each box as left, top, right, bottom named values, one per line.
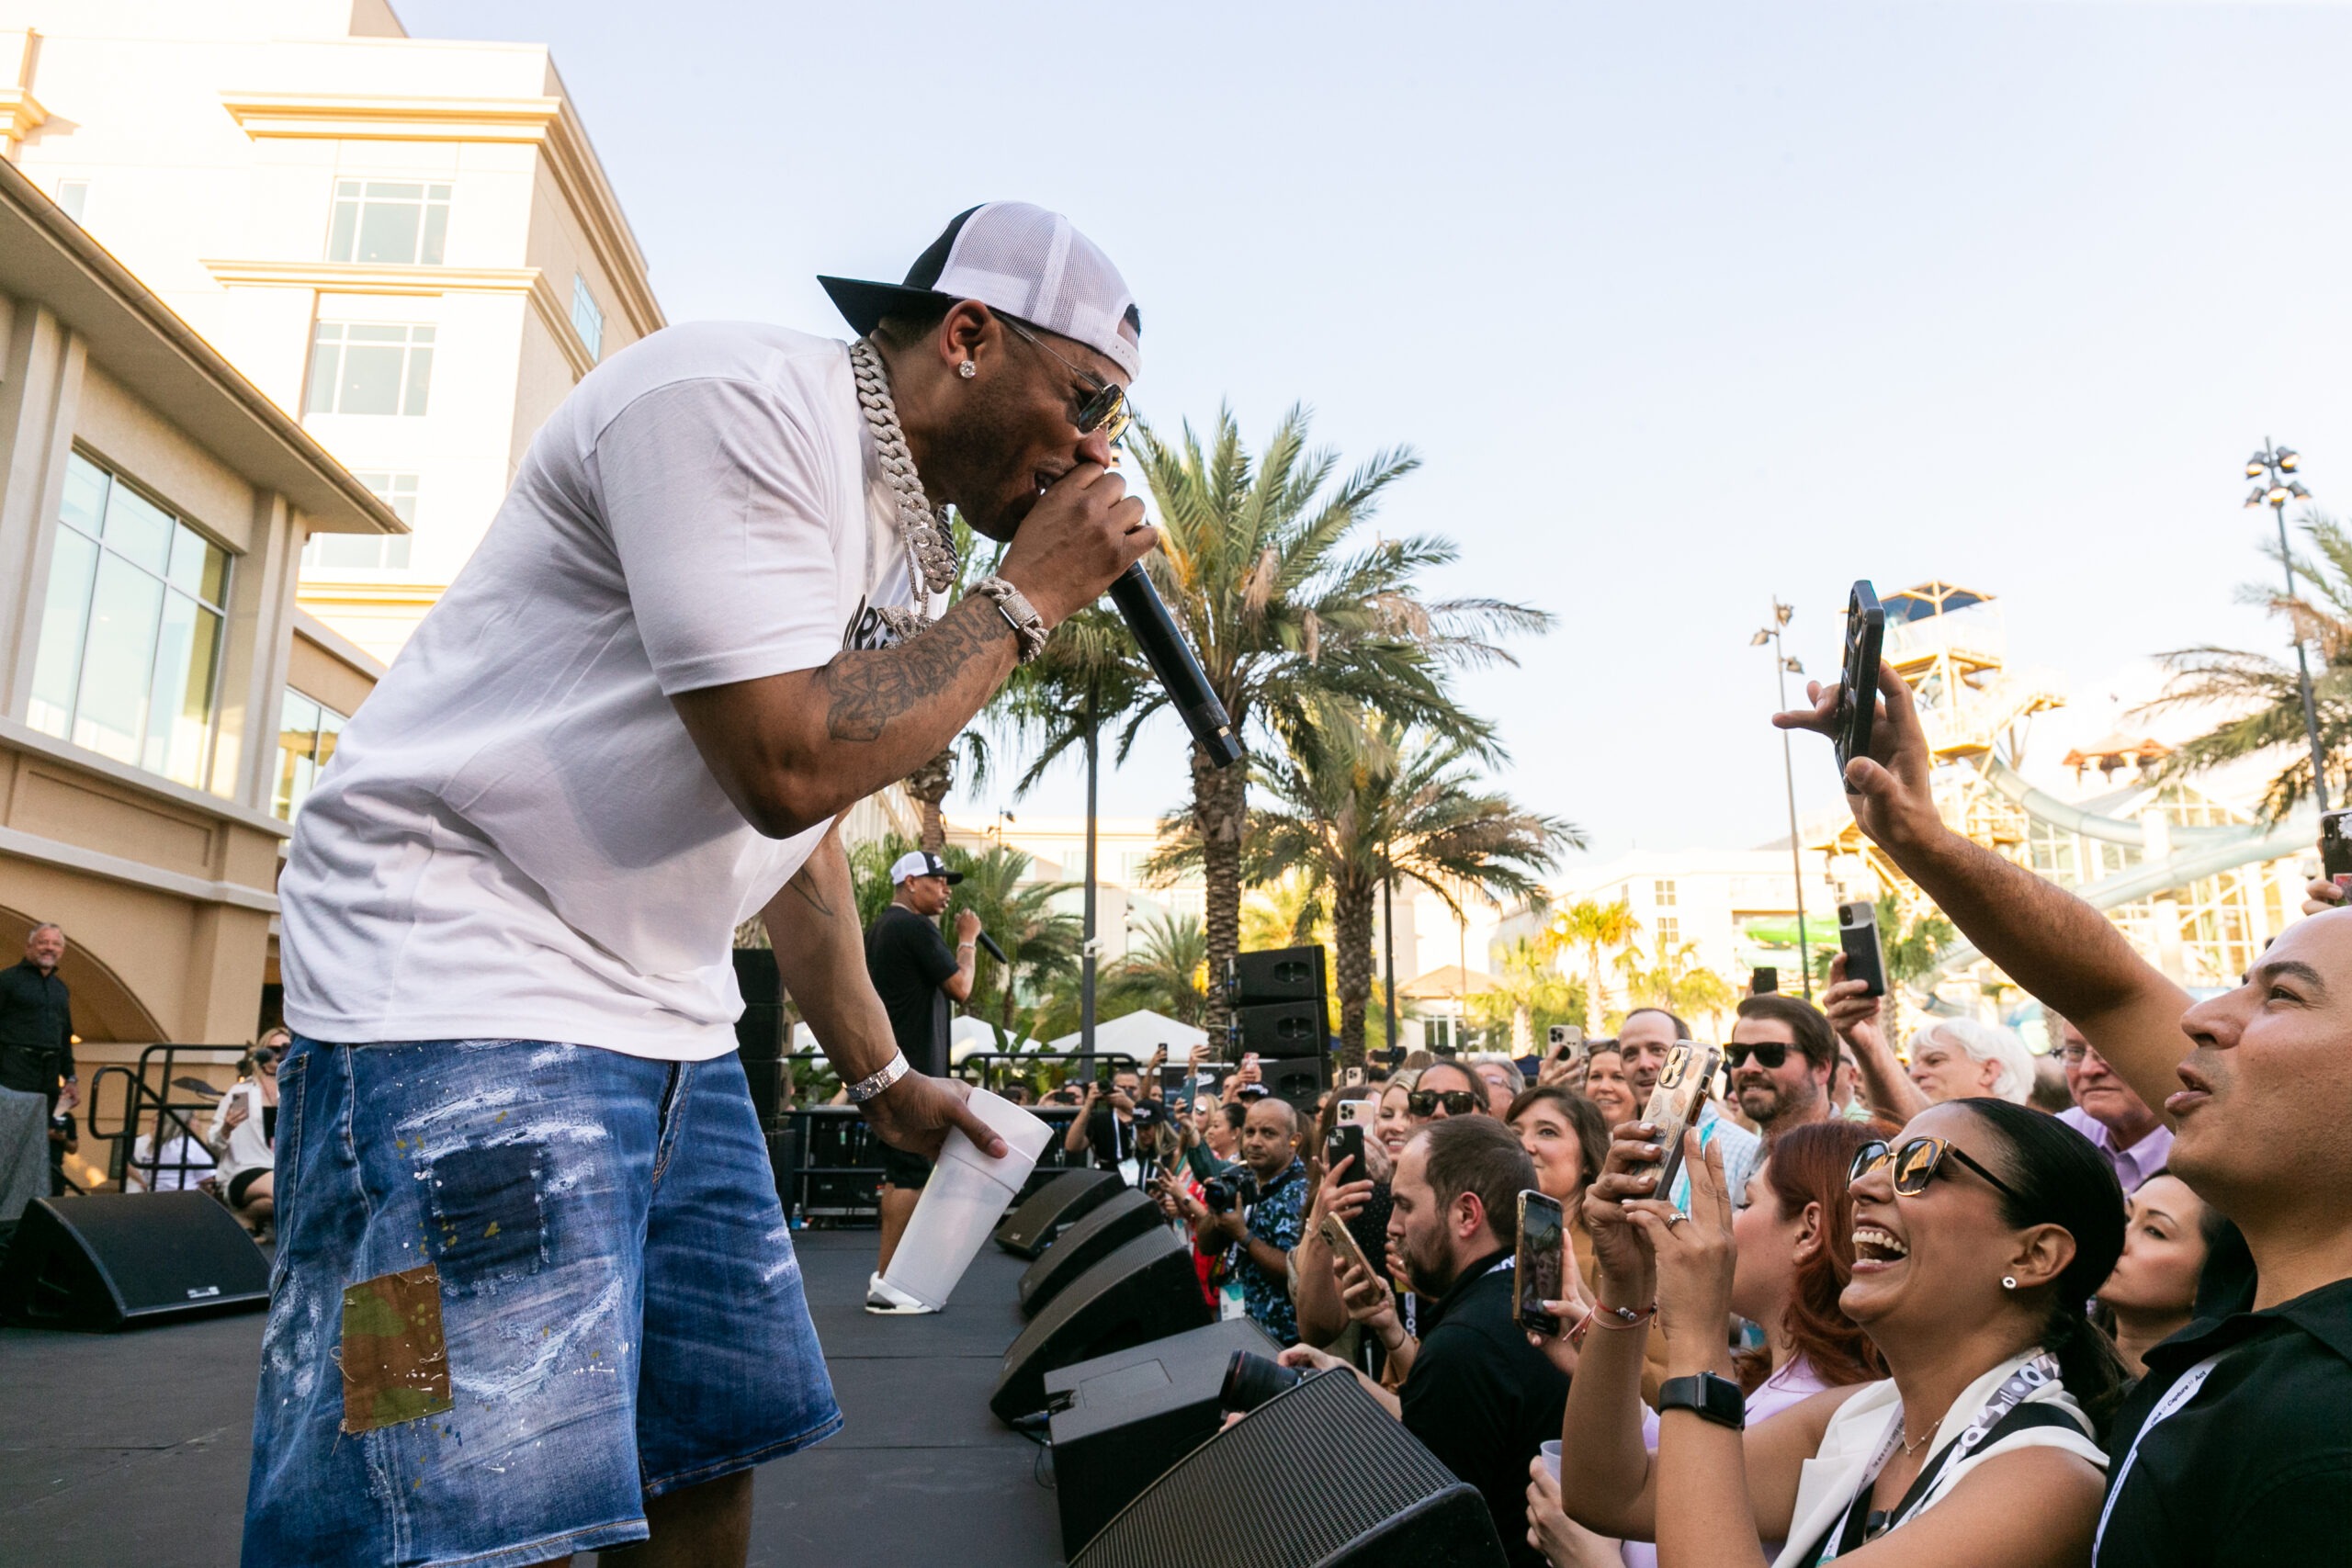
left=1018, top=1188, right=1165, bottom=1318
left=990, top=1225, right=1211, bottom=1424
left=1046, top=1318, right=1282, bottom=1557
left=1070, top=1368, right=1508, bottom=1568
left=0, top=1193, right=268, bottom=1331
left=994, top=1168, right=1122, bottom=1259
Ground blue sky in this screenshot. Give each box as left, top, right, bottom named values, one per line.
left=404, top=0, right=2352, bottom=864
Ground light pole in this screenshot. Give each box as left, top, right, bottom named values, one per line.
left=1752, top=601, right=1813, bottom=999
left=2244, top=439, right=2327, bottom=812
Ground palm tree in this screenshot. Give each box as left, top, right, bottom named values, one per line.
left=1238, top=867, right=1330, bottom=953
left=1544, top=897, right=1642, bottom=1039
left=991, top=405, right=1553, bottom=1035
left=1616, top=935, right=1740, bottom=1035
left=1469, top=937, right=1587, bottom=1053
left=1102, top=909, right=1210, bottom=1025
left=1251, top=713, right=1579, bottom=1065
left=2140, top=510, right=2352, bottom=816
left=943, top=844, right=1082, bottom=1030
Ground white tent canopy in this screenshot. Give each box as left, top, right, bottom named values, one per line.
left=792, top=1016, right=1048, bottom=1065
left=1045, top=1009, right=1209, bottom=1060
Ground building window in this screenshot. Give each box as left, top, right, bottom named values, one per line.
left=571, top=273, right=605, bottom=363
left=304, top=472, right=416, bottom=571
left=328, top=180, right=450, bottom=265
left=1654, top=878, right=1678, bottom=908
left=55, top=180, right=89, bottom=223
left=307, top=322, right=434, bottom=416
left=274, top=689, right=348, bottom=820
left=1657, top=916, right=1680, bottom=948
left=29, top=452, right=231, bottom=787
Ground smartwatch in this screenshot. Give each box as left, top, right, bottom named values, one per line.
left=1657, top=1371, right=1747, bottom=1430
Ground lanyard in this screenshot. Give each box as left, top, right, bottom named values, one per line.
left=1819, top=1353, right=2063, bottom=1562
left=2091, top=1352, right=2222, bottom=1564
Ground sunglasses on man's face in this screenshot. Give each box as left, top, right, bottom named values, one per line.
left=1000, top=316, right=1131, bottom=445
left=1848, top=1136, right=2021, bottom=1201
left=1725, top=1043, right=1790, bottom=1070
left=1408, top=1089, right=1481, bottom=1117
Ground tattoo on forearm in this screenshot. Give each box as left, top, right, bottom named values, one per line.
left=820, top=599, right=1007, bottom=743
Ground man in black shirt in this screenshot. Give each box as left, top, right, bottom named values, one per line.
left=863, top=852, right=978, bottom=1314
left=1778, top=667, right=2352, bottom=1564
left=1283, top=1115, right=1567, bottom=1567
left=1, top=922, right=76, bottom=1228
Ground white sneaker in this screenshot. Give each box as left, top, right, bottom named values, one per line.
left=865, top=1272, right=940, bottom=1315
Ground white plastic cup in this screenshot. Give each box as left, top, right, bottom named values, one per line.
left=1540, top=1439, right=1562, bottom=1481
left=878, top=1088, right=1052, bottom=1310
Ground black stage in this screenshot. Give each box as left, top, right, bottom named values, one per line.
left=0, top=1228, right=1063, bottom=1566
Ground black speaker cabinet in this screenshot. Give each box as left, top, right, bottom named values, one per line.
left=0, top=1193, right=268, bottom=1331
left=1018, top=1189, right=1165, bottom=1317
left=1238, top=1054, right=1329, bottom=1120
left=994, top=1168, right=1122, bottom=1259
left=1046, top=1318, right=1282, bottom=1556
left=1225, top=945, right=1329, bottom=1007
left=1071, top=1368, right=1507, bottom=1568
left=990, top=1226, right=1211, bottom=1423
left=1229, top=1000, right=1328, bottom=1057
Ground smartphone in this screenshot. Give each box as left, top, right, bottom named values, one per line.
left=1514, top=1190, right=1566, bottom=1337
left=1838, top=901, right=1888, bottom=998
left=1341, top=1066, right=1365, bottom=1089
left=1319, top=1212, right=1374, bottom=1281
left=1545, top=1024, right=1583, bottom=1058
left=1159, top=1064, right=1188, bottom=1101
left=1326, top=1114, right=1365, bottom=1176
left=1641, top=1043, right=1722, bottom=1203
left=1337, top=1098, right=1373, bottom=1127
left=1751, top=966, right=1779, bottom=995
left=1834, top=580, right=1886, bottom=794
left=2324, top=809, right=2352, bottom=888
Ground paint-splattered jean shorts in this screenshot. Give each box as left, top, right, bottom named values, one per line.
left=241, top=1038, right=842, bottom=1568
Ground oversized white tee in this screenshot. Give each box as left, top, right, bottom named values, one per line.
left=279, top=323, right=932, bottom=1059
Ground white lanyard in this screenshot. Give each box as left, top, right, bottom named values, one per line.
left=1824, top=1353, right=2061, bottom=1560
left=2092, top=1352, right=2222, bottom=1564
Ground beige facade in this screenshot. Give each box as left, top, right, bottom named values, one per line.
left=1, top=0, right=662, bottom=662
left=0, top=152, right=399, bottom=1074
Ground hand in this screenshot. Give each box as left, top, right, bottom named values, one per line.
left=1538, top=1052, right=1577, bottom=1089
left=58, top=1079, right=80, bottom=1111
left=1623, top=1132, right=1736, bottom=1372
left=995, top=463, right=1156, bottom=628
left=1528, top=1457, right=1619, bottom=1568
left=1277, top=1344, right=1348, bottom=1376
left=2305, top=874, right=2349, bottom=917
left=220, top=1098, right=250, bottom=1134
left=1187, top=1043, right=1206, bottom=1074
left=1240, top=1057, right=1263, bottom=1086
left=1822, top=952, right=1884, bottom=1047
left=1771, top=658, right=1941, bottom=853
left=1335, top=1252, right=1400, bottom=1335
left=1307, top=1155, right=1374, bottom=1227
left=1584, top=1122, right=1665, bottom=1303
left=954, top=908, right=982, bottom=944
left=1148, top=1044, right=1168, bottom=1070
left=861, top=1069, right=1009, bottom=1161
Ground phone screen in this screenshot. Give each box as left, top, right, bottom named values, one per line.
left=1516, top=1190, right=1566, bottom=1335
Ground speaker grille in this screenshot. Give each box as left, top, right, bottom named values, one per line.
left=1073, top=1370, right=1501, bottom=1568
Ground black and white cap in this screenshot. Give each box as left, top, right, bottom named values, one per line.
left=888, top=850, right=964, bottom=886
left=819, top=202, right=1141, bottom=384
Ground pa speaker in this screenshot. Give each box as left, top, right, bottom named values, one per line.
left=1228, top=1000, right=1328, bottom=1057
left=990, top=1226, right=1211, bottom=1424
left=1046, top=1318, right=1282, bottom=1556
left=1071, top=1368, right=1507, bottom=1568
left=995, top=1168, right=1123, bottom=1259
left=1240, top=1054, right=1329, bottom=1119
left=1225, top=945, right=1329, bottom=1008
left=0, top=1193, right=267, bottom=1331
left=1019, top=1188, right=1165, bottom=1317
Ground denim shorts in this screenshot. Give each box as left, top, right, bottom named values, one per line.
left=242, top=1038, right=842, bottom=1568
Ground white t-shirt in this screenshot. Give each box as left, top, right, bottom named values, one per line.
left=279, top=323, right=930, bottom=1059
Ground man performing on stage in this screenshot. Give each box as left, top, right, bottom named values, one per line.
left=246, top=203, right=1153, bottom=1568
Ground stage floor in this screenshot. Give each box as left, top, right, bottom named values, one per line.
left=0, top=1227, right=1065, bottom=1567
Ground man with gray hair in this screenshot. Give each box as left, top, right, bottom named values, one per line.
left=0, top=923, right=75, bottom=1231
left=1904, top=1016, right=2037, bottom=1105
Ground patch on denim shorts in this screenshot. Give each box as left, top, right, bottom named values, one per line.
left=339, top=1265, right=455, bottom=1433
left=426, top=1143, right=548, bottom=1289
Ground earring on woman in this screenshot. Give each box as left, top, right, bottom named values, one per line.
left=957, top=360, right=977, bottom=379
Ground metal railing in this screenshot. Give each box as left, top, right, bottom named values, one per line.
left=85, top=1043, right=246, bottom=1194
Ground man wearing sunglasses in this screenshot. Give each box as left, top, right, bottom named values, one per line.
left=1726, top=991, right=1839, bottom=1148
left=255, top=204, right=1158, bottom=1568
left=1780, top=661, right=2352, bottom=1568
left=1408, top=1058, right=1492, bottom=1121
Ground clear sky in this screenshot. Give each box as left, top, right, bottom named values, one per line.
left=403, top=0, right=2352, bottom=867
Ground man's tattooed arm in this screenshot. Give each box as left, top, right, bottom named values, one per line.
left=819, top=594, right=1014, bottom=744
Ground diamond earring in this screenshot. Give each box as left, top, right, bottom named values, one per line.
left=2001, top=1276, right=2018, bottom=1291
left=957, top=359, right=977, bottom=379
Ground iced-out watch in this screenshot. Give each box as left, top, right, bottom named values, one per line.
left=1657, top=1371, right=1747, bottom=1430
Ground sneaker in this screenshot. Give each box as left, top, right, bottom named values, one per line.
left=865, top=1272, right=941, bottom=1315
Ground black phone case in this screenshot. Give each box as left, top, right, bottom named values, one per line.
left=1838, top=901, right=1887, bottom=998
left=1835, top=581, right=1886, bottom=792
left=2324, top=810, right=2352, bottom=882
left=1326, top=1123, right=1365, bottom=1176
left=1516, top=1195, right=1566, bottom=1334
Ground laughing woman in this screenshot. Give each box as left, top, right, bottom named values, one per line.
left=1557, top=1098, right=2126, bottom=1567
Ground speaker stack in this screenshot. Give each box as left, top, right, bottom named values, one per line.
left=1071, top=1367, right=1507, bottom=1568
left=1017, top=1188, right=1165, bottom=1318
left=990, top=1226, right=1212, bottom=1423
left=0, top=1193, right=268, bottom=1331
left=1224, top=944, right=1331, bottom=1116
left=995, top=1168, right=1123, bottom=1259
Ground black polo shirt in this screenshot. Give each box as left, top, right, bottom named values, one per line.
left=0, top=959, right=74, bottom=1098
left=2095, top=1222, right=2352, bottom=1567
left=1398, top=1250, right=1569, bottom=1568
left=863, top=905, right=956, bottom=1079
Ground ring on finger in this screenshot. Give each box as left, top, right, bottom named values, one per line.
left=1664, top=1212, right=1688, bottom=1227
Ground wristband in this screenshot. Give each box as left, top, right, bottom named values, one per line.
left=1566, top=1299, right=1657, bottom=1349
left=971, top=575, right=1049, bottom=664
left=844, top=1052, right=910, bottom=1103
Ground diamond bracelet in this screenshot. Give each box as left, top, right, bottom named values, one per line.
left=971, top=575, right=1049, bottom=664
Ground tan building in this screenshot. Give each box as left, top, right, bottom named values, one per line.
left=0, top=154, right=401, bottom=1080
left=1, top=1, right=662, bottom=662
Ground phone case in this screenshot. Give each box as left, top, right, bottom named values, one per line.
left=2324, top=809, right=2352, bottom=883
left=1514, top=1191, right=1566, bottom=1334
left=1641, top=1043, right=1722, bottom=1202
left=1835, top=580, right=1885, bottom=790
left=1838, top=901, right=1887, bottom=998
left=1319, top=1213, right=1373, bottom=1279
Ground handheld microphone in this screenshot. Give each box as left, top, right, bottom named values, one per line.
left=976, top=931, right=1008, bottom=964
left=1107, top=563, right=1244, bottom=769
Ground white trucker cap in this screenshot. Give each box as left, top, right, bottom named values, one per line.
left=888, top=850, right=964, bottom=886
left=819, top=202, right=1142, bottom=384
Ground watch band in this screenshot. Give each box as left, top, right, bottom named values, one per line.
left=844, top=1052, right=910, bottom=1103
left=1657, top=1371, right=1747, bottom=1430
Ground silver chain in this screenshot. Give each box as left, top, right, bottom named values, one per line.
left=848, top=338, right=958, bottom=639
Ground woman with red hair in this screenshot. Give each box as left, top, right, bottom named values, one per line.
left=1728, top=1120, right=1888, bottom=1418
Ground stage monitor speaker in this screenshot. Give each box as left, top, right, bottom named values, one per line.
left=990, top=1226, right=1211, bottom=1424
left=1070, top=1368, right=1507, bottom=1568
left=0, top=1193, right=268, bottom=1331
left=994, top=1168, right=1122, bottom=1259
left=1018, top=1189, right=1165, bottom=1318
left=1228, top=1000, right=1328, bottom=1058
left=1225, top=945, right=1328, bottom=1008
left=1046, top=1318, right=1281, bottom=1556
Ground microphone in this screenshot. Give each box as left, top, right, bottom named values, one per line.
left=1107, top=563, right=1244, bottom=769
left=976, top=931, right=1008, bottom=964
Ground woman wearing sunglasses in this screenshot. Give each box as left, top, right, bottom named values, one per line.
left=209, top=1027, right=290, bottom=1239
left=1407, top=1058, right=1490, bottom=1121
left=1556, top=1097, right=2125, bottom=1567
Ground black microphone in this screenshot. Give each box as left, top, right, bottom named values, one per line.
left=976, top=931, right=1008, bottom=964
left=1106, top=563, right=1244, bottom=769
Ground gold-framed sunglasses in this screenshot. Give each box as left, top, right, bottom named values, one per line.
left=1848, top=1135, right=2020, bottom=1201
left=1000, top=315, right=1132, bottom=445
